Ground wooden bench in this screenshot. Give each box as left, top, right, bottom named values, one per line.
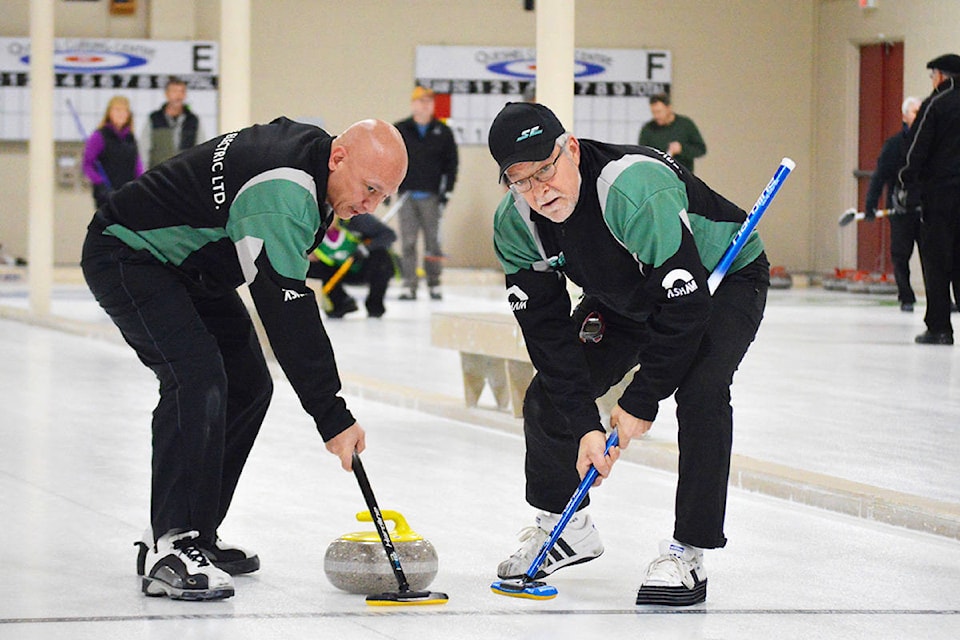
left=431, top=311, right=632, bottom=418
left=431, top=312, right=534, bottom=417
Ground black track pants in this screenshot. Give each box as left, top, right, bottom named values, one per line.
left=918, top=186, right=960, bottom=334
left=81, top=231, right=273, bottom=544
left=522, top=258, right=768, bottom=549
left=307, top=248, right=394, bottom=316
left=889, top=212, right=920, bottom=304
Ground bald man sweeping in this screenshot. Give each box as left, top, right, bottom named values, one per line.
left=81, top=117, right=408, bottom=601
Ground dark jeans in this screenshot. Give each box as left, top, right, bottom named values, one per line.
left=307, top=248, right=394, bottom=316
left=522, top=257, right=769, bottom=549
left=889, top=212, right=920, bottom=304
left=919, top=186, right=960, bottom=334
left=81, top=230, right=273, bottom=544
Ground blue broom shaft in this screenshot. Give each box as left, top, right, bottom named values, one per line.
left=66, top=98, right=113, bottom=190
left=523, top=430, right=619, bottom=581
left=707, top=158, right=794, bottom=294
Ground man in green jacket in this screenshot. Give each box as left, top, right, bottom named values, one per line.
left=489, top=102, right=767, bottom=606
left=638, top=93, right=707, bottom=173
left=82, top=117, right=407, bottom=601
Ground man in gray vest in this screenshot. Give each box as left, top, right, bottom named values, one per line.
left=141, top=77, right=204, bottom=168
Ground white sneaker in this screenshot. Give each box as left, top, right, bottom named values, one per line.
left=197, top=536, right=260, bottom=576
left=136, top=530, right=235, bottom=601
left=636, top=539, right=707, bottom=606
left=497, top=512, right=604, bottom=579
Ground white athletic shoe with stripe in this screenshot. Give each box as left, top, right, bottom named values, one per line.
left=497, top=511, right=604, bottom=579
left=636, top=539, right=707, bottom=606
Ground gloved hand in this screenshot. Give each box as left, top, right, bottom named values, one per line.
left=893, top=187, right=922, bottom=217
left=438, top=191, right=450, bottom=207
left=864, top=206, right=877, bottom=221
left=354, top=242, right=370, bottom=259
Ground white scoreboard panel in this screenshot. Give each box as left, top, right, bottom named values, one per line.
left=415, top=45, right=671, bottom=146
left=0, top=37, right=218, bottom=142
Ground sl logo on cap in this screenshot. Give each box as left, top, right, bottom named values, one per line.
left=516, top=126, right=543, bottom=142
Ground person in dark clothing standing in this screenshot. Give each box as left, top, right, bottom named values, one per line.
left=141, top=77, right=204, bottom=168
left=393, top=86, right=458, bottom=300
left=865, top=96, right=922, bottom=311
left=82, top=95, right=143, bottom=208
left=898, top=53, right=960, bottom=345
left=638, top=93, right=707, bottom=173
left=308, top=212, right=397, bottom=318
left=488, top=102, right=768, bottom=606
left=81, top=117, right=408, bottom=601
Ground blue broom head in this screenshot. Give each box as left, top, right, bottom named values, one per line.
left=490, top=579, right=558, bottom=600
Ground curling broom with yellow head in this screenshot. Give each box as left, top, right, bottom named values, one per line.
left=351, top=451, right=448, bottom=606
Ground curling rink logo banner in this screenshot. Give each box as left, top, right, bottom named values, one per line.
left=415, top=45, right=671, bottom=146
left=0, top=37, right=218, bottom=141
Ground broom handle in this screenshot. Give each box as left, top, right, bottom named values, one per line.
left=522, top=430, right=619, bottom=581
left=351, top=451, right=411, bottom=592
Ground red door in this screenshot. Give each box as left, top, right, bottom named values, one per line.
left=856, top=42, right=903, bottom=273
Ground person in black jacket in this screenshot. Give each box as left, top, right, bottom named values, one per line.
left=393, top=86, right=458, bottom=300
left=865, top=96, right=921, bottom=311
left=898, top=53, right=960, bottom=345
left=81, top=117, right=407, bottom=601
left=82, top=95, right=144, bottom=208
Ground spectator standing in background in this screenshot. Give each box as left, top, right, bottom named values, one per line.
left=638, top=93, right=706, bottom=173
left=393, top=86, right=459, bottom=300
left=864, top=96, right=922, bottom=312
left=83, top=95, right=143, bottom=209
left=141, top=77, right=204, bottom=168
left=897, top=53, right=960, bottom=345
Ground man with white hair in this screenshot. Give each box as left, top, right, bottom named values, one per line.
left=865, top=96, right=922, bottom=311
left=488, top=102, right=769, bottom=606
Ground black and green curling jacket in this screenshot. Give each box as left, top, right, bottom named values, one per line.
left=493, top=139, right=764, bottom=438
left=89, top=117, right=354, bottom=442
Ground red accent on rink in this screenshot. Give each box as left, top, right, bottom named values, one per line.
left=433, top=93, right=451, bottom=121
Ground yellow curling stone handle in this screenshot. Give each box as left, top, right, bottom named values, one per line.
left=340, top=510, right=424, bottom=543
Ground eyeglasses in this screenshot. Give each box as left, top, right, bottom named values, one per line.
left=507, top=146, right=564, bottom=193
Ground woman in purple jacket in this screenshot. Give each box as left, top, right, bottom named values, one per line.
left=83, top=95, right=144, bottom=208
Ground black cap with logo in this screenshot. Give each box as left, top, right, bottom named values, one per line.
left=488, top=102, right=566, bottom=182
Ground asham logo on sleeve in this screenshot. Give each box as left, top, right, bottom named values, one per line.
left=661, top=268, right=698, bottom=299
left=505, top=284, right=529, bottom=310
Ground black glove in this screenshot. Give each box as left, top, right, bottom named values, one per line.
left=354, top=242, right=370, bottom=260
left=864, top=206, right=877, bottom=221
left=892, top=187, right=921, bottom=217
left=892, top=188, right=905, bottom=215
left=438, top=191, right=450, bottom=207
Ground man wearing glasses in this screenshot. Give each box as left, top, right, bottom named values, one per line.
left=488, top=102, right=769, bottom=606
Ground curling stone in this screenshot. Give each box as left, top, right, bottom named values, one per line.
left=324, top=509, right=438, bottom=594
